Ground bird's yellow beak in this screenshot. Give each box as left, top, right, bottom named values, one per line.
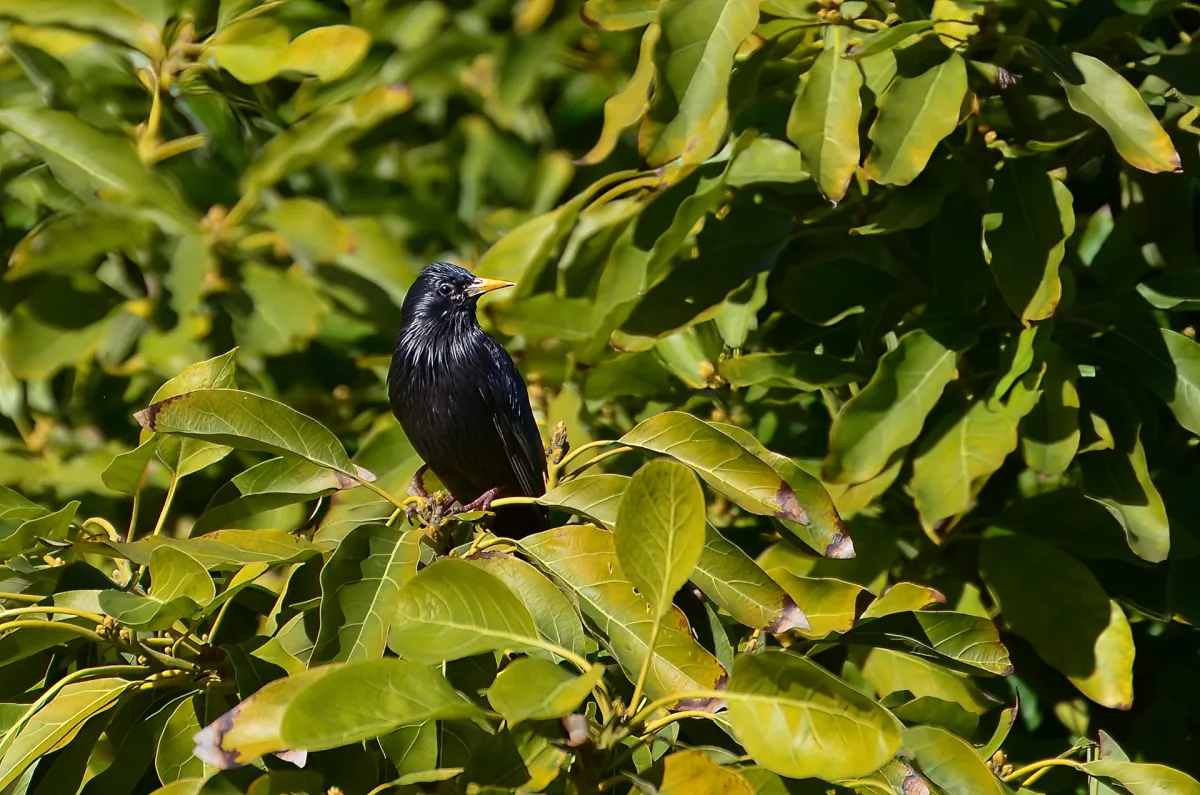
left=466, top=276, right=516, bottom=297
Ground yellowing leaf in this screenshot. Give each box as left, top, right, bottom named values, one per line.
left=280, top=25, right=371, bottom=82
left=577, top=24, right=660, bottom=166
left=1060, top=52, right=1180, bottom=174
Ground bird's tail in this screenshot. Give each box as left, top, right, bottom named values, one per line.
left=490, top=502, right=549, bottom=540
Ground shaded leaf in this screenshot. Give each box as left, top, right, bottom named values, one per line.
left=982, top=159, right=1075, bottom=323
left=313, top=523, right=420, bottom=664
left=825, top=329, right=958, bottom=484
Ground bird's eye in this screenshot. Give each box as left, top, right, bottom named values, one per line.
left=438, top=282, right=454, bottom=297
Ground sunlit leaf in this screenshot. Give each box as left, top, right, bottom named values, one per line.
left=486, top=658, right=604, bottom=724
left=134, top=388, right=373, bottom=482
left=726, top=650, right=901, bottom=781
left=787, top=25, right=862, bottom=202
left=521, top=524, right=727, bottom=710
left=863, top=51, right=966, bottom=186
left=194, top=660, right=480, bottom=767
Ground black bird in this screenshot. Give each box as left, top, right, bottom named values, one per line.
left=388, top=262, right=548, bottom=538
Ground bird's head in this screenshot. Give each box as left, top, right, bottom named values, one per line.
left=402, top=262, right=514, bottom=328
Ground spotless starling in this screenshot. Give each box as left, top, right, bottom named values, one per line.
left=388, top=262, right=548, bottom=537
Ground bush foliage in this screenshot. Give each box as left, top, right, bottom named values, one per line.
left=1, top=0, right=1199, bottom=793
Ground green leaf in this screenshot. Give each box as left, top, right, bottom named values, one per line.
left=261, top=198, right=354, bottom=264
left=824, top=329, right=958, bottom=484
left=240, top=84, right=413, bottom=193
left=615, top=458, right=705, bottom=618
left=1129, top=329, right=1200, bottom=437
left=861, top=647, right=996, bottom=714
left=1081, top=761, right=1200, bottom=795
left=486, top=659, right=605, bottom=724
left=538, top=474, right=629, bottom=526
left=193, top=456, right=352, bottom=536
left=861, top=582, right=945, bottom=619
left=99, top=546, right=214, bottom=629
left=156, top=695, right=215, bottom=784
left=521, top=524, right=727, bottom=710
left=387, top=558, right=550, bottom=663
left=639, top=0, right=758, bottom=167
left=206, top=18, right=290, bottom=84
left=0, top=677, right=133, bottom=790
left=95, top=529, right=322, bottom=570
left=578, top=24, right=660, bottom=166
left=1081, top=432, right=1170, bottom=564
left=581, top=0, right=660, bottom=30
left=902, top=725, right=1007, bottom=795
left=725, top=138, right=811, bottom=187
left=233, top=263, right=328, bottom=356
left=726, top=650, right=902, bottom=781
left=716, top=423, right=853, bottom=558
left=1, top=500, right=78, bottom=557
left=1021, top=343, right=1080, bottom=477
left=280, top=25, right=370, bottom=82
left=0, top=0, right=160, bottom=55
left=845, top=21, right=933, bottom=59
left=658, top=750, right=754, bottom=795
left=787, top=25, right=863, bottom=202
left=621, top=411, right=810, bottom=524
left=0, top=275, right=127, bottom=381
left=313, top=523, right=420, bottom=664
left=982, top=160, right=1075, bottom=322
left=1058, top=52, right=1181, bottom=174
left=759, top=569, right=863, bottom=638
left=133, top=388, right=373, bottom=482
left=693, top=524, right=809, bottom=633
left=718, top=352, right=867, bottom=391
left=0, top=108, right=196, bottom=234
left=195, top=660, right=480, bottom=767
left=469, top=553, right=589, bottom=663
left=981, top=535, right=1134, bottom=708
left=101, top=437, right=159, bottom=495
left=910, top=398, right=1020, bottom=528
left=863, top=51, right=966, bottom=186
left=5, top=211, right=151, bottom=281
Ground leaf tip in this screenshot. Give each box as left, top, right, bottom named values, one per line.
left=823, top=529, right=856, bottom=559
left=273, top=749, right=308, bottom=767
left=353, top=465, right=376, bottom=483
left=192, top=713, right=242, bottom=770
left=768, top=596, right=810, bottom=634
left=773, top=482, right=810, bottom=525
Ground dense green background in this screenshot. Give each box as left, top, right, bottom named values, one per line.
left=1, top=0, right=1199, bottom=793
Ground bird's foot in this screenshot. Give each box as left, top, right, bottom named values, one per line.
left=457, top=487, right=501, bottom=514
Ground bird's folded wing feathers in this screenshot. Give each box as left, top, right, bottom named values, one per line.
left=484, top=378, right=546, bottom=498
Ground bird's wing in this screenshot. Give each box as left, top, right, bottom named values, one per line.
left=484, top=368, right=546, bottom=498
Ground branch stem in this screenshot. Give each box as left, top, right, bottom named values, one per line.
left=1001, top=758, right=1084, bottom=782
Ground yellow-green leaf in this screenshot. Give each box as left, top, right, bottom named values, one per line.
left=1060, top=52, right=1181, bottom=174
left=280, top=25, right=371, bottom=82
left=863, top=52, right=966, bottom=186
left=787, top=25, right=862, bottom=202
left=578, top=23, right=660, bottom=166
